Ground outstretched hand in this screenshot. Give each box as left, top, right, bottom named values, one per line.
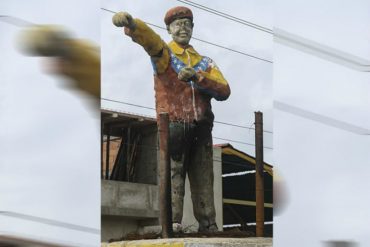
left=112, top=12, right=136, bottom=30
left=178, top=66, right=196, bottom=82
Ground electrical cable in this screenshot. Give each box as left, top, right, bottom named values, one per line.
left=100, top=7, right=272, bottom=63
left=0, top=211, right=100, bottom=234
left=101, top=98, right=274, bottom=134
left=175, top=0, right=273, bottom=34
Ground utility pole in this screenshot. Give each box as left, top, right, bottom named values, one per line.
left=101, top=122, right=104, bottom=179
left=158, top=113, right=173, bottom=238
left=105, top=125, right=111, bottom=180
left=255, top=111, right=264, bottom=237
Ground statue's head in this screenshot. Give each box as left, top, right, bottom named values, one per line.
left=165, top=6, right=194, bottom=46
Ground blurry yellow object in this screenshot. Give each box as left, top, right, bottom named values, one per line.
left=273, top=169, right=289, bottom=216
left=17, top=25, right=100, bottom=100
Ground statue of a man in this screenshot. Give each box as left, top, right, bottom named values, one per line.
left=112, top=6, right=230, bottom=232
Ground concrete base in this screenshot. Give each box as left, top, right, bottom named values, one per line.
left=102, top=237, right=272, bottom=247
left=101, top=216, right=138, bottom=242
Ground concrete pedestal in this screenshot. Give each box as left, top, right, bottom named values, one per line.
left=102, top=237, right=272, bottom=247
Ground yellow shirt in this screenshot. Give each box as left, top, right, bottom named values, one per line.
left=124, top=18, right=231, bottom=122
left=125, top=19, right=230, bottom=95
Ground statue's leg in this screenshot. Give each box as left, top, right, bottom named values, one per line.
left=170, top=157, right=186, bottom=224
left=188, top=123, right=218, bottom=232
left=169, top=122, right=190, bottom=225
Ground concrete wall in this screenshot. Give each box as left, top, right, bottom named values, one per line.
left=102, top=180, right=159, bottom=218
left=101, top=180, right=159, bottom=241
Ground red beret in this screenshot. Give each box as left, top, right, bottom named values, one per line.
left=164, top=6, right=193, bottom=25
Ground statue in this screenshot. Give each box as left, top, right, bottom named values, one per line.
left=112, top=6, right=231, bottom=232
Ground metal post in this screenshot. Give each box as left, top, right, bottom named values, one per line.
left=255, top=111, right=264, bottom=237
left=126, top=127, right=131, bottom=182
left=105, top=125, right=111, bottom=180
left=101, top=122, right=104, bottom=179
left=158, top=113, right=173, bottom=238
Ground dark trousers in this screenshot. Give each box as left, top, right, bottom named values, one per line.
left=168, top=121, right=217, bottom=230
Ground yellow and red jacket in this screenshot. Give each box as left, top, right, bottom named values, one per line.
left=124, top=19, right=230, bottom=123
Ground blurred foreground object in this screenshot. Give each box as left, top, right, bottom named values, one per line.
left=273, top=169, right=289, bottom=216
left=0, top=234, right=66, bottom=247
left=17, top=25, right=100, bottom=101
left=324, top=240, right=357, bottom=247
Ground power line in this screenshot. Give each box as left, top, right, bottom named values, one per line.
left=191, top=36, right=272, bottom=63
left=275, top=101, right=370, bottom=135
left=102, top=97, right=155, bottom=110
left=102, top=146, right=272, bottom=169
left=214, top=120, right=273, bottom=134
left=101, top=98, right=273, bottom=134
left=213, top=137, right=273, bottom=150
left=176, top=0, right=273, bottom=34
left=0, top=15, right=34, bottom=27
left=216, top=159, right=273, bottom=169
left=275, top=28, right=370, bottom=72
left=102, top=157, right=270, bottom=171
left=101, top=7, right=117, bottom=15
left=103, top=139, right=159, bottom=151
left=100, top=7, right=272, bottom=63
left=102, top=135, right=273, bottom=150
left=0, top=211, right=100, bottom=235
left=102, top=128, right=274, bottom=149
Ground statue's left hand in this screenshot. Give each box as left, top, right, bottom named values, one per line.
left=178, top=66, right=196, bottom=82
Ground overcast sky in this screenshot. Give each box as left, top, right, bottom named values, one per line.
left=0, top=0, right=100, bottom=246
left=274, top=1, right=370, bottom=246
left=1, top=0, right=369, bottom=246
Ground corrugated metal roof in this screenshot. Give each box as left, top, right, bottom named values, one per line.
left=101, top=108, right=157, bottom=136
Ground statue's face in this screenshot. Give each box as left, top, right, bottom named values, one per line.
left=168, top=18, right=193, bottom=46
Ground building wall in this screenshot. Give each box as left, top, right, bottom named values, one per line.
left=101, top=180, right=159, bottom=241
left=102, top=138, right=121, bottom=177
left=133, top=125, right=158, bottom=185
left=102, top=125, right=158, bottom=184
